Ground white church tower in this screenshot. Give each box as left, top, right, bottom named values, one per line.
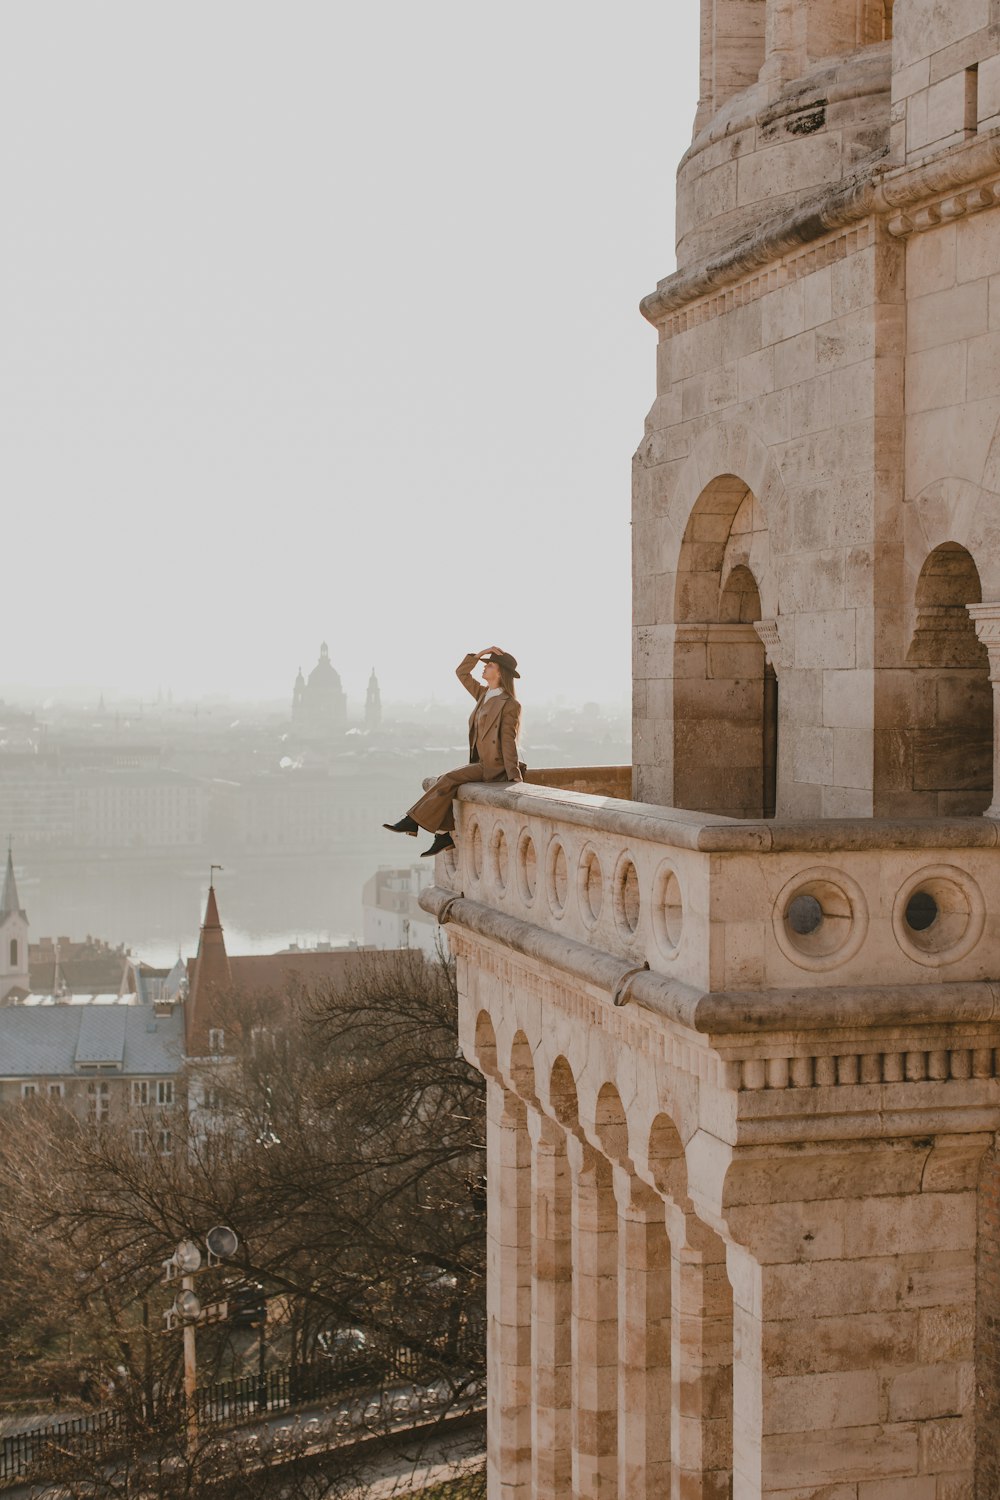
left=0, top=847, right=30, bottom=1003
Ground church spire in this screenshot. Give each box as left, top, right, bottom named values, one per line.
left=1, top=843, right=24, bottom=920
left=185, top=877, right=232, bottom=1052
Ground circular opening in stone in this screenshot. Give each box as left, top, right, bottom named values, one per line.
left=516, top=831, right=537, bottom=904
left=780, top=878, right=855, bottom=959
left=786, top=894, right=823, bottom=935
left=578, top=847, right=604, bottom=926
left=468, top=820, right=483, bottom=882
left=614, top=856, right=641, bottom=937
left=893, top=870, right=982, bottom=961
left=904, top=890, right=938, bottom=932
left=491, top=825, right=509, bottom=893
left=546, top=840, right=568, bottom=916
left=652, top=862, right=684, bottom=957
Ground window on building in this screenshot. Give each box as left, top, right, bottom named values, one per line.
left=131, top=1079, right=150, bottom=1107
left=48, top=1082, right=64, bottom=1099
left=131, top=1129, right=149, bottom=1156
left=157, top=1129, right=173, bottom=1157
left=157, top=1080, right=174, bottom=1107
left=20, top=1082, right=36, bottom=1098
left=208, top=1028, right=224, bottom=1054
left=87, top=1081, right=110, bottom=1124
left=204, top=1086, right=223, bottom=1112
left=10, top=938, right=18, bottom=967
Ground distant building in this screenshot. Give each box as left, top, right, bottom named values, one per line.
left=365, top=668, right=382, bottom=732
left=183, top=882, right=381, bottom=1058
left=291, top=643, right=347, bottom=740
left=30, top=934, right=133, bottom=998
left=0, top=850, right=29, bottom=1002
left=362, top=865, right=438, bottom=959
left=0, top=1001, right=183, bottom=1140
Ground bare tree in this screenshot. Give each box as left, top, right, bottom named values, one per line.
left=0, top=952, right=485, bottom=1490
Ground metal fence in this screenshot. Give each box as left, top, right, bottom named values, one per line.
left=0, top=1344, right=479, bottom=1486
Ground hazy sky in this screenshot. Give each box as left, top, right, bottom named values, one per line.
left=1, top=3, right=699, bottom=708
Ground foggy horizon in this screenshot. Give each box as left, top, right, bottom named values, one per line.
left=2, top=2, right=699, bottom=706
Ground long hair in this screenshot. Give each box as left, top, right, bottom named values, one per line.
left=498, top=665, right=519, bottom=701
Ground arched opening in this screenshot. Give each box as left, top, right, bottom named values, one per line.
left=673, top=478, right=773, bottom=818
left=9, top=939, right=17, bottom=968
left=904, top=543, right=992, bottom=815
left=593, top=1081, right=630, bottom=1166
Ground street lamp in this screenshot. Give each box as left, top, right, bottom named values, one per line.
left=163, top=1226, right=239, bottom=1451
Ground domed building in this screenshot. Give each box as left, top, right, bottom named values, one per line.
left=291, top=643, right=347, bottom=740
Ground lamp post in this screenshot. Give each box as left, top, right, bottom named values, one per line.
left=162, top=1225, right=240, bottom=1453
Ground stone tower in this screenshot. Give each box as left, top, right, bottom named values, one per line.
left=419, top=2, right=1000, bottom=1496
left=365, top=667, right=382, bottom=731
left=0, top=848, right=30, bottom=1003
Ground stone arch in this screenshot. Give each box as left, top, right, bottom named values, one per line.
left=664, top=420, right=786, bottom=598
left=673, top=475, right=776, bottom=818
left=904, top=476, right=1000, bottom=616
left=592, top=1081, right=630, bottom=1168
left=645, top=1111, right=690, bottom=1209
left=548, top=1055, right=581, bottom=1133
left=903, top=543, right=993, bottom=814
left=473, top=1010, right=499, bottom=1079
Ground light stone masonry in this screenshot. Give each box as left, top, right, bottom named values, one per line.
left=423, top=0, right=1000, bottom=1494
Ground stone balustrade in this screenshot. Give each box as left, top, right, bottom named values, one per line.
left=420, top=778, right=1000, bottom=1497
left=430, top=779, right=1000, bottom=996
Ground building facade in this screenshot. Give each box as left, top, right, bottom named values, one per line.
left=291, top=643, right=348, bottom=740
left=422, top=3, right=1000, bottom=1496
left=362, top=864, right=439, bottom=958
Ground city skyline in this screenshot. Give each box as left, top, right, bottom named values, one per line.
left=0, top=2, right=699, bottom=705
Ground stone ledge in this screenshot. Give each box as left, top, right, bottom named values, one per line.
left=422, top=883, right=1000, bottom=1037
left=450, top=778, right=1000, bottom=854
left=641, top=127, right=1000, bottom=327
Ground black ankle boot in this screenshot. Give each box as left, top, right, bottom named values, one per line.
left=420, top=832, right=455, bottom=858
left=383, top=816, right=419, bottom=836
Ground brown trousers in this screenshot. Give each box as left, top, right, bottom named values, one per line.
left=407, top=763, right=501, bottom=833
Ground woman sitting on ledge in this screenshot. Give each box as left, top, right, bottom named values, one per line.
left=384, top=647, right=525, bottom=858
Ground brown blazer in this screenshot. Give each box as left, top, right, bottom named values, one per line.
left=455, top=652, right=524, bottom=782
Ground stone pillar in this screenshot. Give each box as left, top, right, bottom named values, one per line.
left=667, top=1209, right=734, bottom=1500
left=567, top=1135, right=619, bottom=1499
left=485, top=1079, right=532, bottom=1498
left=723, top=1139, right=985, bottom=1498
left=528, top=1108, right=572, bottom=1500
left=968, top=602, right=1000, bottom=817
left=613, top=1167, right=671, bottom=1499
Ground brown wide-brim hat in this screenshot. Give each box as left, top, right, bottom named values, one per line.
left=486, top=650, right=520, bottom=678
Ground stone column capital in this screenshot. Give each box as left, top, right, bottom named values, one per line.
left=968, top=602, right=1000, bottom=677
left=753, top=616, right=787, bottom=670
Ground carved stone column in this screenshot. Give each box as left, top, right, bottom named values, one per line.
left=968, top=603, right=1000, bottom=818
left=613, top=1167, right=671, bottom=1499
left=567, top=1135, right=619, bottom=1499
left=667, top=1208, right=734, bottom=1500
left=485, top=1080, right=532, bottom=1497
left=527, top=1108, right=573, bottom=1500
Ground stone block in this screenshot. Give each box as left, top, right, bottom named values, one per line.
left=842, top=1193, right=976, bottom=1259
left=882, top=1362, right=966, bottom=1421
left=908, top=222, right=957, bottom=296
left=907, top=281, right=989, bottom=354
left=764, top=1369, right=880, bottom=1436
left=794, top=611, right=856, bottom=670
left=906, top=343, right=966, bottom=414
left=956, top=207, right=1000, bottom=285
